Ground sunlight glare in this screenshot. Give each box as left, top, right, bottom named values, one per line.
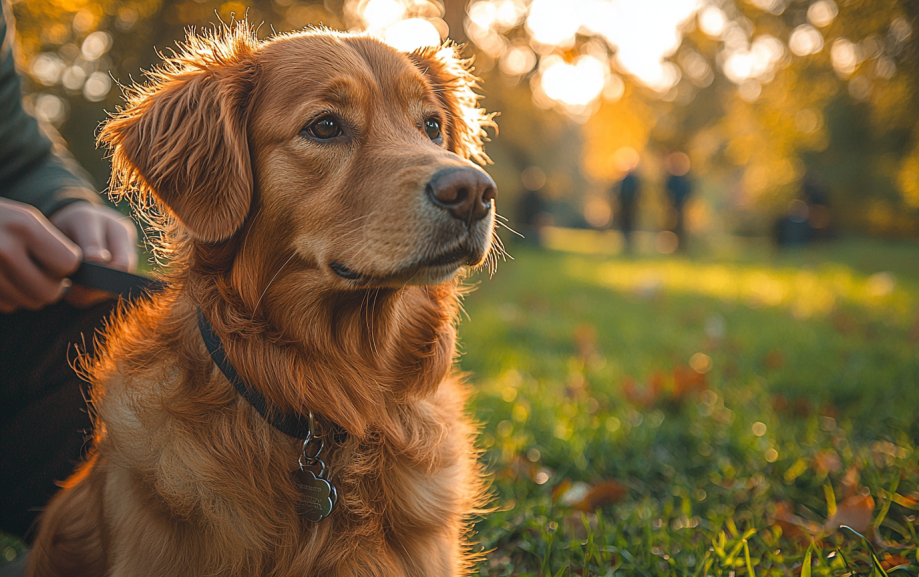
left=494, top=0, right=527, bottom=30
left=467, top=1, right=497, bottom=29
left=747, top=0, right=786, bottom=14
left=526, top=0, right=581, bottom=47
left=348, top=0, right=445, bottom=52
left=360, top=0, right=406, bottom=29
left=500, top=44, right=538, bottom=76
left=540, top=55, right=606, bottom=108
left=807, top=0, right=837, bottom=28
left=830, top=37, right=858, bottom=76
left=698, top=6, right=727, bottom=37
left=384, top=18, right=441, bottom=51
left=789, top=24, right=824, bottom=56
left=723, top=34, right=785, bottom=84
left=591, top=0, right=697, bottom=93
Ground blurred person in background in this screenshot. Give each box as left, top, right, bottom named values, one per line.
left=0, top=3, right=137, bottom=541
left=516, top=165, right=550, bottom=246
left=614, top=168, right=641, bottom=252
left=665, top=152, right=693, bottom=251
left=773, top=199, right=812, bottom=248
left=801, top=171, right=834, bottom=242
left=610, top=147, right=642, bottom=253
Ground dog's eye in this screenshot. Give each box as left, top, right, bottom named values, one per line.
left=304, top=116, right=342, bottom=140
left=424, top=118, right=442, bottom=142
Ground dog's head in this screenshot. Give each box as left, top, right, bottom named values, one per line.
left=102, top=24, right=498, bottom=292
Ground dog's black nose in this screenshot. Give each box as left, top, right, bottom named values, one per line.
left=426, top=168, right=497, bottom=223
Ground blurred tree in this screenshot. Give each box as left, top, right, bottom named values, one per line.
left=8, top=0, right=919, bottom=237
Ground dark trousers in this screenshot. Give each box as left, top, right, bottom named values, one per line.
left=619, top=201, right=636, bottom=248
left=0, top=299, right=116, bottom=541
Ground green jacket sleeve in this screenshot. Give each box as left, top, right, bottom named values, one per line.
left=0, top=2, right=99, bottom=216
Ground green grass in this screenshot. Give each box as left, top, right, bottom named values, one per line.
left=3, top=236, right=917, bottom=575
left=463, top=236, right=919, bottom=576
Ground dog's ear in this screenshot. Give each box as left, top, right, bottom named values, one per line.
left=410, top=43, right=495, bottom=165
left=100, top=25, right=258, bottom=243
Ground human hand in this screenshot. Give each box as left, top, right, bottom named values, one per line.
left=50, top=201, right=138, bottom=272
left=0, top=198, right=82, bottom=312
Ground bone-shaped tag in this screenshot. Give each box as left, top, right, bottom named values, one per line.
left=293, top=469, right=337, bottom=522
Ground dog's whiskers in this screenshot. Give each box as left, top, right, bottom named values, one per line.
left=254, top=251, right=297, bottom=313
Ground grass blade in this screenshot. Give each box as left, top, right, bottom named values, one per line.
left=836, top=548, right=854, bottom=577
left=873, top=474, right=901, bottom=531
left=840, top=525, right=889, bottom=577
left=743, top=539, right=756, bottom=577
left=824, top=483, right=837, bottom=519
left=801, top=544, right=813, bottom=577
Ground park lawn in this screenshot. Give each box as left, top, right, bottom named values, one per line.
left=2, top=237, right=917, bottom=575
left=462, top=236, right=919, bottom=576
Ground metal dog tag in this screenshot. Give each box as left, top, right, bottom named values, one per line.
left=293, top=468, right=337, bottom=522
left=293, top=411, right=338, bottom=523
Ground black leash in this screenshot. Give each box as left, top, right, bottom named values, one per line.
left=71, top=260, right=166, bottom=298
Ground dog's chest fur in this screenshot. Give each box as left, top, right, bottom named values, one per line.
left=78, top=297, right=482, bottom=576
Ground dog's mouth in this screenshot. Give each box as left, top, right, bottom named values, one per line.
left=330, top=244, right=479, bottom=285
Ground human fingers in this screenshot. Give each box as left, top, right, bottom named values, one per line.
left=0, top=272, right=36, bottom=312
left=0, top=248, right=67, bottom=311
left=60, top=208, right=111, bottom=265
left=105, top=216, right=138, bottom=272
left=8, top=206, right=83, bottom=278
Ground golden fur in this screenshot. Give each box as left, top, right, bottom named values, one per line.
left=26, top=23, right=499, bottom=577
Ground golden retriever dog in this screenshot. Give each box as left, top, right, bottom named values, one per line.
left=26, top=22, right=500, bottom=577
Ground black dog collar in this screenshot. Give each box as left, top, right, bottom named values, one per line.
left=197, top=309, right=315, bottom=440
left=69, top=261, right=343, bottom=443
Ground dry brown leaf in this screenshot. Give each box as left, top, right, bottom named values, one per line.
left=551, top=479, right=572, bottom=502
left=842, top=467, right=861, bottom=496
left=814, top=450, right=842, bottom=476
left=673, top=366, right=707, bottom=398
left=574, top=324, right=599, bottom=366
left=765, top=349, right=785, bottom=370
left=770, top=502, right=819, bottom=545
left=825, top=493, right=875, bottom=533
left=572, top=480, right=628, bottom=512
left=881, top=553, right=910, bottom=570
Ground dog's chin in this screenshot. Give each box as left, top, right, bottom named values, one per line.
left=329, top=257, right=467, bottom=288
left=400, top=262, right=464, bottom=286
left=330, top=245, right=490, bottom=288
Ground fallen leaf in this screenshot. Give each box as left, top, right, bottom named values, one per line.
left=831, top=311, right=857, bottom=335
left=770, top=502, right=819, bottom=545
left=909, top=312, right=919, bottom=342
left=765, top=349, right=785, bottom=370
left=880, top=553, right=910, bottom=570
left=551, top=479, right=573, bottom=503
left=673, top=366, right=707, bottom=398
left=794, top=397, right=812, bottom=417
left=825, top=493, right=875, bottom=533
left=557, top=481, right=590, bottom=507
left=814, top=451, right=842, bottom=476
left=572, top=480, right=628, bottom=512
left=574, top=324, right=599, bottom=366
left=771, top=394, right=789, bottom=413
left=842, top=467, right=861, bottom=496
left=622, top=375, right=659, bottom=407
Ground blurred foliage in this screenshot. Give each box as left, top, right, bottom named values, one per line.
left=460, top=238, right=919, bottom=574
left=8, top=0, right=919, bottom=237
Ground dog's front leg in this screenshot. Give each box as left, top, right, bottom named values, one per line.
left=25, top=460, right=108, bottom=577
